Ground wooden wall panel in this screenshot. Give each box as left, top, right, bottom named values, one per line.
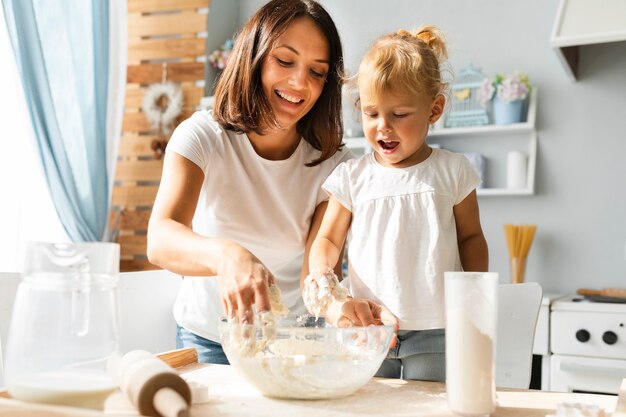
left=128, top=38, right=206, bottom=62
left=112, top=185, right=159, bottom=207
left=109, top=209, right=151, bottom=231
left=127, top=62, right=205, bottom=84
left=115, top=160, right=163, bottom=182
left=125, top=85, right=204, bottom=110
left=113, top=0, right=209, bottom=272
left=128, top=12, right=207, bottom=38
left=128, top=0, right=208, bottom=13
left=122, top=109, right=195, bottom=133
left=117, top=134, right=158, bottom=157
left=118, top=234, right=148, bottom=257
left=120, top=258, right=160, bottom=271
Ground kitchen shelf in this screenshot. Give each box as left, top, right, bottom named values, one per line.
left=429, top=88, right=537, bottom=138
left=428, top=122, right=534, bottom=137
left=344, top=89, right=538, bottom=197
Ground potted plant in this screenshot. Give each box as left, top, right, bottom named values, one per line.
left=478, top=71, right=531, bottom=125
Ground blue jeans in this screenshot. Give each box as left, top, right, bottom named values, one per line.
left=375, top=328, right=446, bottom=381
left=176, top=325, right=229, bottom=365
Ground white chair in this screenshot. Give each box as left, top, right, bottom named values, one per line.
left=0, top=272, right=21, bottom=387
left=496, top=282, right=543, bottom=389
left=117, top=269, right=181, bottom=354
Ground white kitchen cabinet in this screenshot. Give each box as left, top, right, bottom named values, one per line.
left=343, top=89, right=538, bottom=197
left=551, top=0, right=626, bottom=81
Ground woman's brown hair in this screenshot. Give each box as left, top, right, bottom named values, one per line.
left=212, top=0, right=344, bottom=166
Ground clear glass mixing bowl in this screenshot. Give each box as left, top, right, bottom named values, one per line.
left=218, top=315, right=394, bottom=399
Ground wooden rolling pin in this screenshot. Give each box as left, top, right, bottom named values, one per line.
left=577, top=288, right=626, bottom=300
left=118, top=350, right=192, bottom=417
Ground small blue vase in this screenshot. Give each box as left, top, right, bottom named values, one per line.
left=493, top=98, right=524, bottom=125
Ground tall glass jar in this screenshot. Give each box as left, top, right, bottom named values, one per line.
left=444, top=271, right=498, bottom=417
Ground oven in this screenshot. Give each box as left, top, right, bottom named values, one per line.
left=549, top=296, right=626, bottom=394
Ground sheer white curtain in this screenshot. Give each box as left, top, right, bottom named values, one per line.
left=0, top=2, right=127, bottom=271
left=106, top=0, right=127, bottom=221
left=0, top=4, right=66, bottom=272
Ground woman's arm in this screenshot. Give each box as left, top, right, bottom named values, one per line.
left=147, top=151, right=272, bottom=322
left=453, top=189, right=489, bottom=272
left=147, top=151, right=221, bottom=275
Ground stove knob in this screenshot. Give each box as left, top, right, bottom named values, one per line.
left=602, top=331, right=618, bottom=345
left=575, top=329, right=590, bottom=343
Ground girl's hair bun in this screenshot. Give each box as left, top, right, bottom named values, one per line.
left=396, top=26, right=447, bottom=61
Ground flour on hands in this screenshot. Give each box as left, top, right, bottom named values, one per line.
left=303, top=267, right=349, bottom=319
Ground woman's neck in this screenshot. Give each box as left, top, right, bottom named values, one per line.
left=247, top=127, right=301, bottom=160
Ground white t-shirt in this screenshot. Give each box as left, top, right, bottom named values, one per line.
left=167, top=111, right=352, bottom=342
left=323, top=148, right=480, bottom=331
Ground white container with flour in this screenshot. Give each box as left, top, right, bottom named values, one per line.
left=445, top=271, right=498, bottom=417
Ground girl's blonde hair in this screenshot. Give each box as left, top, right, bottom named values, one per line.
left=356, top=25, right=449, bottom=103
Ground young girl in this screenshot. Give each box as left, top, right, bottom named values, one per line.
left=305, top=26, right=489, bottom=381
left=147, top=0, right=383, bottom=364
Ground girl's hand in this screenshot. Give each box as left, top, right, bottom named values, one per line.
left=328, top=298, right=399, bottom=348
left=217, top=243, right=274, bottom=324
left=303, top=266, right=348, bottom=318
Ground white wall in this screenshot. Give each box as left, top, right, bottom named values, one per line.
left=238, top=0, right=626, bottom=294
left=205, top=0, right=240, bottom=95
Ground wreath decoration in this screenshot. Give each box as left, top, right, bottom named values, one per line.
left=142, top=81, right=183, bottom=136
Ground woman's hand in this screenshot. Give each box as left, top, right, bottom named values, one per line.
left=217, top=243, right=274, bottom=324
left=327, top=298, right=399, bottom=348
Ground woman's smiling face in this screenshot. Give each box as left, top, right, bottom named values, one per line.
left=260, top=17, right=330, bottom=134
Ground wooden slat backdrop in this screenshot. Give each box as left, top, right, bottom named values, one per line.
left=112, top=0, right=209, bottom=271
left=128, top=0, right=208, bottom=13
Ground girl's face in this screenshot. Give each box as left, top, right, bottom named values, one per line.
left=261, top=17, right=330, bottom=135
left=360, top=88, right=444, bottom=168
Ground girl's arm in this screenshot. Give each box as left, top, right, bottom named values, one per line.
left=453, top=189, right=489, bottom=272
left=307, top=197, right=399, bottom=335
left=147, top=151, right=272, bottom=323
left=307, top=196, right=352, bottom=274
left=300, top=200, right=344, bottom=288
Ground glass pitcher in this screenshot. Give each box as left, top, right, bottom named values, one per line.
left=4, top=242, right=120, bottom=409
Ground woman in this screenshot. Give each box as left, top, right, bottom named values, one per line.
left=148, top=0, right=375, bottom=364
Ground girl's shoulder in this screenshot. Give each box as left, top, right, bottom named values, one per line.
left=431, top=147, right=464, bottom=162
left=430, top=148, right=473, bottom=170
left=430, top=148, right=481, bottom=196
left=328, top=152, right=374, bottom=179
left=340, top=150, right=372, bottom=167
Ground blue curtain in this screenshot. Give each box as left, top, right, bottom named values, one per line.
left=2, top=0, right=110, bottom=242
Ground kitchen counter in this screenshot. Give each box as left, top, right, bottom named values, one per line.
left=1, top=363, right=619, bottom=417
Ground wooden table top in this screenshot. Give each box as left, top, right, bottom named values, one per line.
left=1, top=363, right=620, bottom=417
